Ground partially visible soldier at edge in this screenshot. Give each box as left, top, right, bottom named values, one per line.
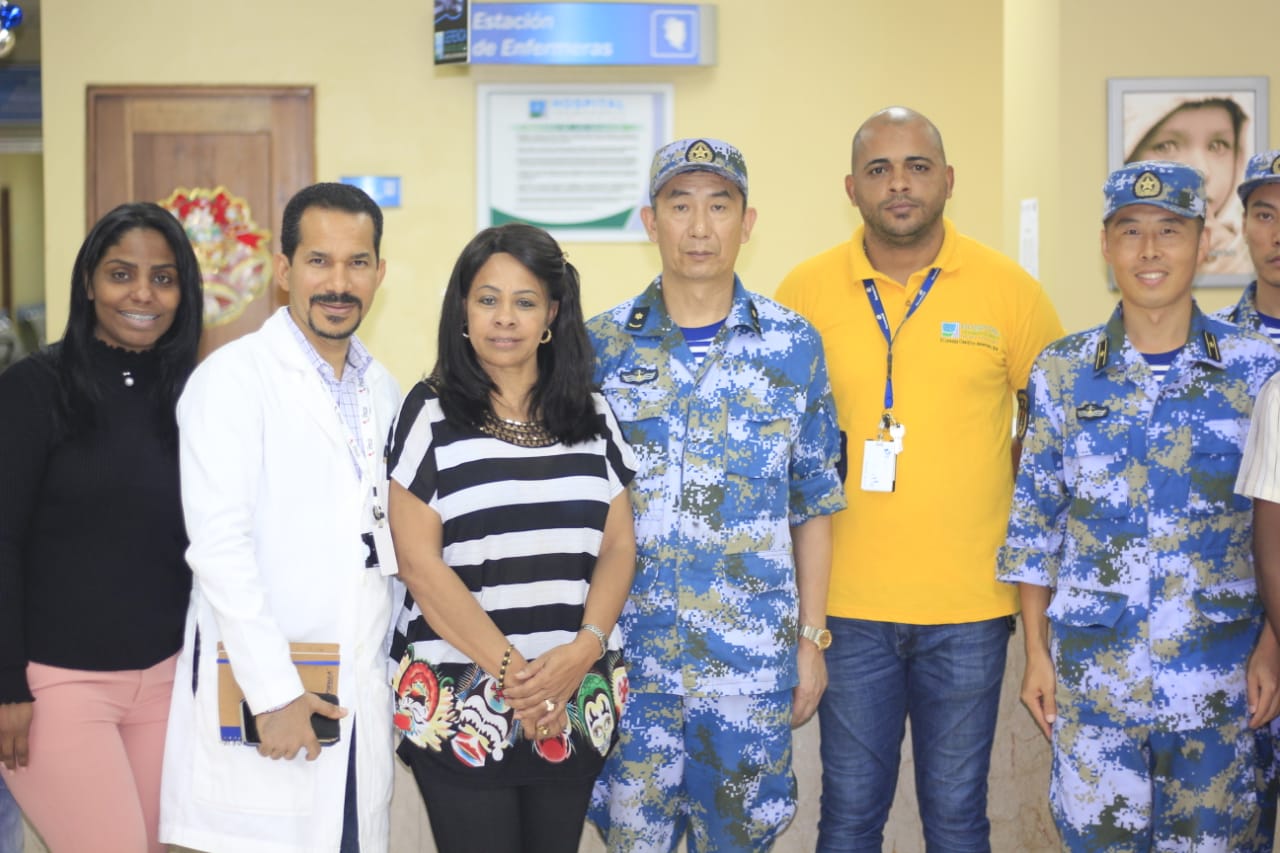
left=1219, top=149, right=1280, bottom=341
left=1224, top=147, right=1280, bottom=852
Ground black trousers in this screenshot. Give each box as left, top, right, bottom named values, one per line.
left=411, top=762, right=595, bottom=853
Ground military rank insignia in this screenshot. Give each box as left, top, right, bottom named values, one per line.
left=1093, top=336, right=1109, bottom=372
left=1203, top=330, right=1221, bottom=362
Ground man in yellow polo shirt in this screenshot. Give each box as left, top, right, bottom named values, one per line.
left=775, top=106, right=1062, bottom=853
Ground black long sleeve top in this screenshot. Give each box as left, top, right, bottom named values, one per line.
left=0, top=340, right=191, bottom=703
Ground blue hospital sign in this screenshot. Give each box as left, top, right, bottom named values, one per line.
left=461, top=3, right=717, bottom=66
left=340, top=176, right=402, bottom=209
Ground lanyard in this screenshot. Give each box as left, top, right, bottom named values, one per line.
left=334, top=382, right=376, bottom=484
left=862, top=267, right=941, bottom=411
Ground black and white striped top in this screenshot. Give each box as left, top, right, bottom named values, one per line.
left=387, top=383, right=636, bottom=668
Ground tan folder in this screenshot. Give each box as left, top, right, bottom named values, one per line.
left=215, top=642, right=340, bottom=741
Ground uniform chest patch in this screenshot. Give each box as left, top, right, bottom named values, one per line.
left=620, top=365, right=659, bottom=385
left=1076, top=403, right=1109, bottom=420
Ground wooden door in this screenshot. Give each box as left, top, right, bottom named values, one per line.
left=87, top=86, right=314, bottom=356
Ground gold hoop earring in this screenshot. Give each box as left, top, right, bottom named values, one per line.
left=540, top=328, right=553, bottom=344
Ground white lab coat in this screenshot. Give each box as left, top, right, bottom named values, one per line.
left=160, top=309, right=400, bottom=853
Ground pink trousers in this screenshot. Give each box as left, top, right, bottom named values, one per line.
left=0, top=654, right=177, bottom=853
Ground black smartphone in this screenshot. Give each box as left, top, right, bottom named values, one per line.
left=241, top=692, right=342, bottom=746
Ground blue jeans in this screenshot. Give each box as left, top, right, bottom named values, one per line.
left=0, top=775, right=21, bottom=853
left=816, top=616, right=1011, bottom=853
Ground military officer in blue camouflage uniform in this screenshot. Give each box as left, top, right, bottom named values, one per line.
left=1000, top=160, right=1280, bottom=851
left=1219, top=150, right=1280, bottom=344
left=1227, top=149, right=1280, bottom=853
left=586, top=138, right=846, bottom=851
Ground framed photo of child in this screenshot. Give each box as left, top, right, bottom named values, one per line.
left=1108, top=76, right=1269, bottom=286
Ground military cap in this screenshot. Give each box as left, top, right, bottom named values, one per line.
left=1103, top=160, right=1206, bottom=221
left=1237, top=149, right=1280, bottom=205
left=649, top=138, right=748, bottom=202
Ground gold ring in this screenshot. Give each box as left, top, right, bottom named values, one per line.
left=537, top=725, right=550, bottom=738
left=544, top=698, right=556, bottom=712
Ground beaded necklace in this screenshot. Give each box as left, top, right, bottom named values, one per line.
left=479, top=410, right=556, bottom=447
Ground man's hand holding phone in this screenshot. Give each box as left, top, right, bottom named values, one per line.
left=245, top=692, right=345, bottom=761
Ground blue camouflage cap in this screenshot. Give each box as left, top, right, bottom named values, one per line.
left=1103, top=160, right=1206, bottom=221
left=649, top=138, right=748, bottom=202
left=1237, top=149, right=1280, bottom=205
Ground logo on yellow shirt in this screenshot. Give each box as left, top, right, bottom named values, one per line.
left=939, top=322, right=1000, bottom=351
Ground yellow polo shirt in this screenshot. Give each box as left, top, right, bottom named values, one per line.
left=776, top=220, right=1063, bottom=624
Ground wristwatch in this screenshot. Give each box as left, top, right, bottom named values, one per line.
left=799, top=625, right=832, bottom=651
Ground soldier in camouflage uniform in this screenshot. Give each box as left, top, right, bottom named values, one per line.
left=1218, top=149, right=1280, bottom=342
left=1000, top=160, right=1280, bottom=851
left=586, top=138, right=846, bottom=851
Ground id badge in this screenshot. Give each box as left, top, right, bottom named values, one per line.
left=371, top=523, right=399, bottom=577
left=364, top=485, right=399, bottom=577
left=360, top=525, right=399, bottom=571
left=861, top=440, right=897, bottom=492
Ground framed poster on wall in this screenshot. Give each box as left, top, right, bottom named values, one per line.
left=1107, top=76, right=1269, bottom=286
left=476, top=83, right=673, bottom=242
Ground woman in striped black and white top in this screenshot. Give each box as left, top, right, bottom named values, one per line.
left=386, top=223, right=636, bottom=853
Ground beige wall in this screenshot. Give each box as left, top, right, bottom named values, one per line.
left=41, top=0, right=1279, bottom=371
left=40, top=0, right=1007, bottom=387
left=0, top=153, right=44, bottom=312
left=1004, top=0, right=1277, bottom=334
left=1003, top=0, right=1061, bottom=317
left=28, top=1, right=1279, bottom=851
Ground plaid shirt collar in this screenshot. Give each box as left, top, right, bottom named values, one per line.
left=283, top=308, right=372, bottom=386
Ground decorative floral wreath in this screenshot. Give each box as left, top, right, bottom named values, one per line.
left=159, top=187, right=273, bottom=328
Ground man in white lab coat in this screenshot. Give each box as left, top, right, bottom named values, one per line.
left=160, top=183, right=401, bottom=853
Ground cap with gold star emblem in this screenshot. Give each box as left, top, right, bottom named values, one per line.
left=649, top=137, right=748, bottom=202
left=1103, top=160, right=1206, bottom=222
